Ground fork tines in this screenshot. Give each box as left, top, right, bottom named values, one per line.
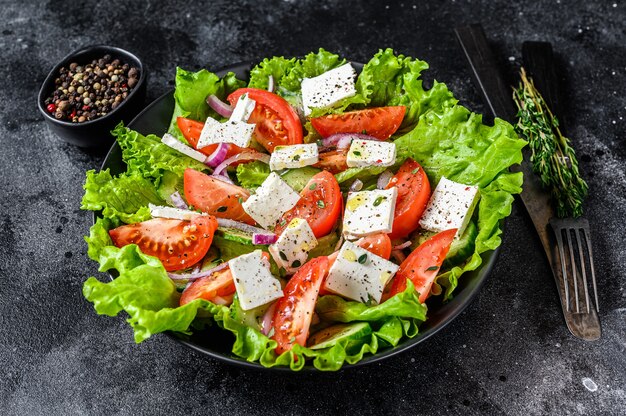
left=549, top=218, right=599, bottom=314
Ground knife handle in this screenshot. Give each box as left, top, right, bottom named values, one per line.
left=521, top=42, right=565, bottom=123
left=454, top=24, right=517, bottom=123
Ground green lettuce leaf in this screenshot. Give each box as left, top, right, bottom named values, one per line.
left=167, top=68, right=245, bottom=141
left=112, top=123, right=208, bottom=183
left=248, top=56, right=297, bottom=90
left=235, top=161, right=270, bottom=189
left=81, top=169, right=163, bottom=224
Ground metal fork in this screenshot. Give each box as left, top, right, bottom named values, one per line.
left=550, top=218, right=599, bottom=314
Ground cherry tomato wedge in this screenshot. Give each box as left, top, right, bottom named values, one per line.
left=176, top=117, right=244, bottom=158
left=271, top=256, right=330, bottom=354
left=180, top=267, right=236, bottom=306
left=313, top=148, right=349, bottom=174
left=386, top=159, right=431, bottom=239
left=109, top=216, right=218, bottom=272
left=227, top=88, right=303, bottom=152
left=274, top=171, right=342, bottom=238
left=384, top=228, right=457, bottom=303
left=310, top=106, right=406, bottom=140
left=184, top=168, right=255, bottom=225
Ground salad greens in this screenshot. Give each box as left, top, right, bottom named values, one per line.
left=80, top=48, right=526, bottom=370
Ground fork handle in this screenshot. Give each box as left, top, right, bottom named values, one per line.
left=454, top=24, right=517, bottom=123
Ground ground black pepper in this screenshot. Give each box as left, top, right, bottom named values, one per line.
left=44, top=54, right=140, bottom=123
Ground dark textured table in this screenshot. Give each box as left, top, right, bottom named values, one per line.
left=2, top=1, right=624, bottom=414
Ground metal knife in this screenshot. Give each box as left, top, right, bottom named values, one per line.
left=454, top=24, right=600, bottom=340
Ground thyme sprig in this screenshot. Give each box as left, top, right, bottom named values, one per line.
left=513, top=68, right=588, bottom=218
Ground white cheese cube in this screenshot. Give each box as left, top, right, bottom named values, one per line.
left=346, top=139, right=396, bottom=168
left=301, top=63, right=357, bottom=116
left=229, top=93, right=256, bottom=123
left=269, top=144, right=319, bottom=171
left=229, top=250, right=284, bottom=310
left=148, top=204, right=205, bottom=221
left=323, top=241, right=399, bottom=304
left=419, top=177, right=480, bottom=237
left=242, top=172, right=301, bottom=229
left=269, top=218, right=318, bottom=274
left=161, top=133, right=208, bottom=163
left=343, top=188, right=397, bottom=237
left=197, top=117, right=255, bottom=149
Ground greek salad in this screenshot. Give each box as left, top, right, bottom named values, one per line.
left=81, top=49, right=526, bottom=370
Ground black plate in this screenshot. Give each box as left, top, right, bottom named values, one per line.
left=99, top=62, right=501, bottom=371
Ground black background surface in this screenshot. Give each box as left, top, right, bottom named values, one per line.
left=1, top=1, right=624, bottom=414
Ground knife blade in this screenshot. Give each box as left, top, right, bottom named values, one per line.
left=454, top=24, right=600, bottom=340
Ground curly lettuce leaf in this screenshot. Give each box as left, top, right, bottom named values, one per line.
left=112, top=123, right=208, bottom=183
left=248, top=56, right=297, bottom=90
left=81, top=169, right=163, bottom=224
left=235, top=160, right=270, bottom=189
left=167, top=68, right=245, bottom=141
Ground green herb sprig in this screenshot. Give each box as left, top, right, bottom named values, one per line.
left=513, top=68, right=588, bottom=218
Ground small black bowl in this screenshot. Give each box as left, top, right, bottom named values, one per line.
left=37, top=45, right=147, bottom=149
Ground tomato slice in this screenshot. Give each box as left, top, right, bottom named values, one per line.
left=179, top=267, right=236, bottom=306
left=384, top=228, right=457, bottom=303
left=109, top=216, right=217, bottom=272
left=274, top=171, right=342, bottom=238
left=310, top=106, right=406, bottom=140
left=184, top=168, right=255, bottom=225
left=313, top=148, right=349, bottom=174
left=386, top=159, right=431, bottom=239
left=271, top=256, right=329, bottom=354
left=227, top=88, right=303, bottom=152
left=176, top=117, right=244, bottom=158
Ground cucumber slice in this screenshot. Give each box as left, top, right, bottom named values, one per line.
left=410, top=220, right=478, bottom=268
left=229, top=296, right=271, bottom=332
left=215, top=226, right=254, bottom=245
left=307, top=232, right=339, bottom=259
left=280, top=166, right=321, bottom=192
left=307, top=322, right=372, bottom=350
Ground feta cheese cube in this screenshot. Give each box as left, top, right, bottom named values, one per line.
left=161, top=133, right=208, bottom=163
left=269, top=144, right=319, bottom=171
left=419, top=177, right=480, bottom=237
left=229, top=250, right=284, bottom=310
left=197, top=117, right=255, bottom=149
left=323, top=241, right=399, bottom=304
left=343, top=188, right=398, bottom=237
left=301, top=63, right=357, bottom=116
left=346, top=139, right=396, bottom=168
left=269, top=218, right=318, bottom=274
left=148, top=204, right=205, bottom=221
left=242, top=172, right=301, bottom=229
left=229, top=93, right=256, bottom=123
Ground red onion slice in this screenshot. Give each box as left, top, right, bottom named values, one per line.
left=391, top=250, right=407, bottom=264
left=169, top=191, right=189, bottom=210
left=205, top=143, right=230, bottom=168
left=168, top=261, right=229, bottom=281
left=267, top=75, right=275, bottom=93
left=321, top=133, right=378, bottom=150
left=252, top=233, right=278, bottom=245
left=349, top=179, right=363, bottom=192
left=393, top=241, right=412, bottom=251
left=213, top=151, right=271, bottom=177
left=261, top=301, right=278, bottom=335
left=377, top=170, right=393, bottom=189
left=212, top=171, right=234, bottom=184
left=206, top=94, right=233, bottom=118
